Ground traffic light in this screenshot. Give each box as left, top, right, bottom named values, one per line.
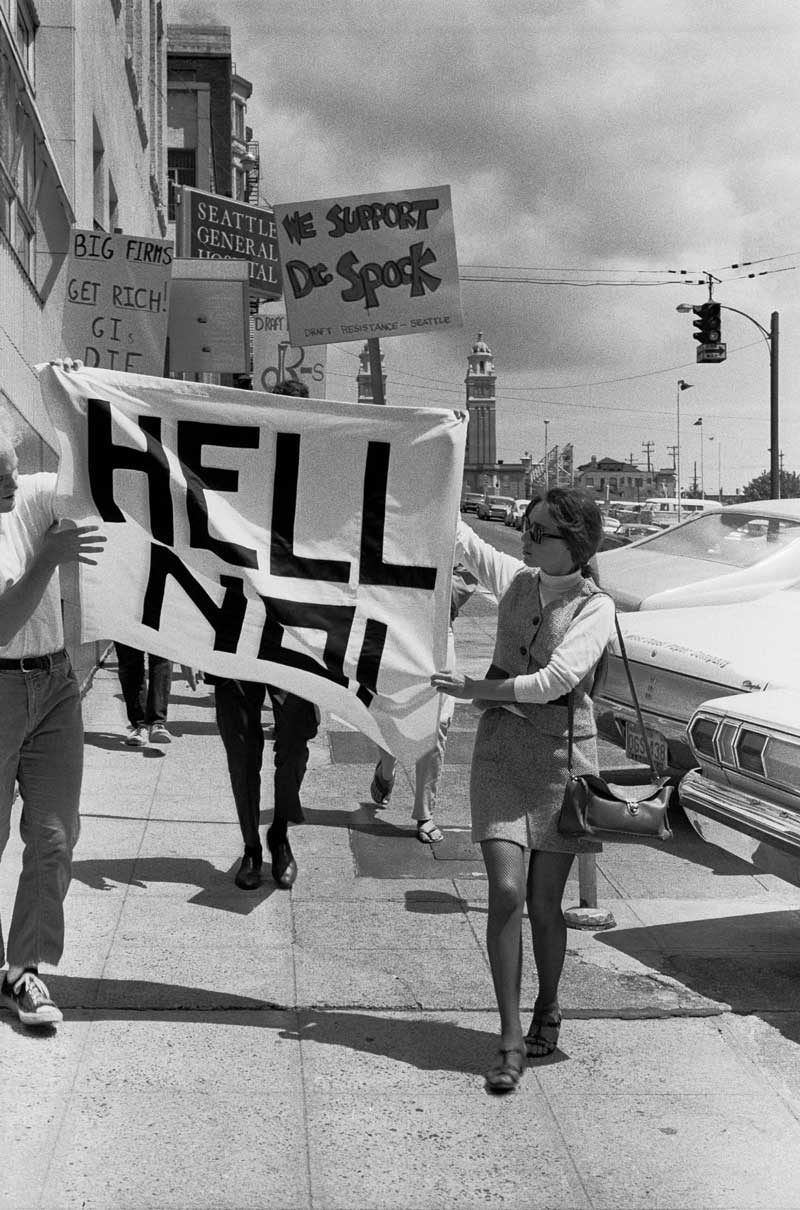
left=691, top=301, right=726, bottom=363
left=692, top=302, right=722, bottom=345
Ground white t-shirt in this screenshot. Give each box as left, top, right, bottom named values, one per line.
left=0, top=472, right=62, bottom=658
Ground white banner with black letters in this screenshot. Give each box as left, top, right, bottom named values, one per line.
left=38, top=366, right=467, bottom=765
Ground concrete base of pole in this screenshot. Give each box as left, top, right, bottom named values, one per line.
left=564, top=904, right=617, bottom=931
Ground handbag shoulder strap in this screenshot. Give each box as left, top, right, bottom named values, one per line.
left=567, top=611, right=658, bottom=778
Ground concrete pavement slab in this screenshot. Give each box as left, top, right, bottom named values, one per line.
left=547, top=1091, right=800, bottom=1209
left=305, top=1089, right=591, bottom=1210
left=37, top=1085, right=309, bottom=1210
left=94, top=944, right=296, bottom=1009
left=720, top=1013, right=800, bottom=1119
left=294, top=944, right=495, bottom=1010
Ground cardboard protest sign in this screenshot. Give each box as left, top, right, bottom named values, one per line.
left=38, top=365, right=467, bottom=766
left=251, top=301, right=327, bottom=396
left=61, top=229, right=172, bottom=375
left=176, top=186, right=281, bottom=299
left=273, top=185, right=462, bottom=347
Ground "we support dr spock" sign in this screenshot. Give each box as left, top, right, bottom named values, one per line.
left=273, top=185, right=462, bottom=347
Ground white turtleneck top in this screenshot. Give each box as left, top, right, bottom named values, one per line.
left=455, top=519, right=615, bottom=706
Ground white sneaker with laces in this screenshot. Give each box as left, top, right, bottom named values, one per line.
left=149, top=723, right=171, bottom=744
left=125, top=724, right=149, bottom=747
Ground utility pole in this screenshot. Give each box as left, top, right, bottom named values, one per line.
left=667, top=444, right=678, bottom=469
left=641, top=440, right=654, bottom=472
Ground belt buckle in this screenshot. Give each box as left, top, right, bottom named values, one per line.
left=20, top=653, right=49, bottom=672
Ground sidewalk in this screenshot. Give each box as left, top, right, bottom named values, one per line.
left=3, top=597, right=800, bottom=1209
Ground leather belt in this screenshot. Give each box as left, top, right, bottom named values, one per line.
left=0, top=648, right=68, bottom=672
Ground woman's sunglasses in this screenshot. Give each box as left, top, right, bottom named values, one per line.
left=523, top=520, right=565, bottom=544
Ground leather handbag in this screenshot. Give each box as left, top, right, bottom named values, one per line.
left=557, top=616, right=674, bottom=842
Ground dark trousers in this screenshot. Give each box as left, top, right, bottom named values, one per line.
left=213, top=679, right=319, bottom=851
left=114, top=643, right=172, bottom=727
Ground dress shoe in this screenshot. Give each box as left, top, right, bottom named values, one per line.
left=234, top=850, right=262, bottom=890
left=267, top=835, right=297, bottom=889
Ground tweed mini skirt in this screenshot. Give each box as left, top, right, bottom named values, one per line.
left=470, top=707, right=602, bottom=854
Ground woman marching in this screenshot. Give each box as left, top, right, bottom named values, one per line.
left=432, top=488, right=614, bottom=1092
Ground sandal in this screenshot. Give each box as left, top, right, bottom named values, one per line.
left=486, top=1044, right=526, bottom=1093
left=370, top=762, right=394, bottom=807
left=416, top=820, right=444, bottom=844
left=524, top=1012, right=562, bottom=1059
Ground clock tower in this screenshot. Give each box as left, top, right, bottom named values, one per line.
left=464, top=332, right=496, bottom=469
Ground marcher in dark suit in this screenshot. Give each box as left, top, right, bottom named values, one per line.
left=213, top=375, right=318, bottom=890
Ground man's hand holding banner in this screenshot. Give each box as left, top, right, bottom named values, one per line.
left=38, top=365, right=467, bottom=767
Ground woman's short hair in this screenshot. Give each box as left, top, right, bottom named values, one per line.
left=526, top=487, right=604, bottom=574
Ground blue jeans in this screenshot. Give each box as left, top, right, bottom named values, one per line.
left=114, top=643, right=172, bottom=727
left=0, top=658, right=83, bottom=968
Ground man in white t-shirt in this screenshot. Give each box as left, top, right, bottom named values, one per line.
left=0, top=409, right=105, bottom=1028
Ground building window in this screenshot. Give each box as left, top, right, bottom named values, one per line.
left=167, top=147, right=196, bottom=220
left=15, top=2, right=35, bottom=83
left=0, top=50, right=36, bottom=277
left=585, top=476, right=594, bottom=486
left=233, top=99, right=245, bottom=140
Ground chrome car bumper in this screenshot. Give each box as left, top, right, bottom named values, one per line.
left=680, top=769, right=800, bottom=888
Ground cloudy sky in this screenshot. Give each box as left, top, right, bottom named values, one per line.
left=167, top=0, right=800, bottom=493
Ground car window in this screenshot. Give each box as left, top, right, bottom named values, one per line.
left=631, top=512, right=800, bottom=567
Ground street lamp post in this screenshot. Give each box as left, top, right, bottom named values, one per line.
left=677, top=304, right=779, bottom=498
left=676, top=379, right=693, bottom=522
left=693, top=416, right=704, bottom=498
left=544, top=419, right=550, bottom=492
left=708, top=435, right=722, bottom=500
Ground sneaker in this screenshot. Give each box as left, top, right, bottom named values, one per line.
left=1, top=970, right=63, bottom=1026
left=125, top=724, right=149, bottom=748
left=149, top=723, right=171, bottom=744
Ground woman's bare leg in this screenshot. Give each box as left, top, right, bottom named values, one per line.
left=526, top=849, right=575, bottom=1040
left=481, top=838, right=527, bottom=1047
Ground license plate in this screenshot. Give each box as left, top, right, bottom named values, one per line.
left=625, top=722, right=668, bottom=770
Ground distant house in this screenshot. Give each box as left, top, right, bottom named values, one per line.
left=575, top=457, right=675, bottom=502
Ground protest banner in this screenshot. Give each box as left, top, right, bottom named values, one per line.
left=251, top=301, right=327, bottom=396
left=176, top=186, right=281, bottom=299
left=61, top=229, right=173, bottom=376
left=38, top=364, right=467, bottom=766
left=273, top=185, right=462, bottom=348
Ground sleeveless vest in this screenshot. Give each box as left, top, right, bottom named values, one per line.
left=482, top=569, right=604, bottom=738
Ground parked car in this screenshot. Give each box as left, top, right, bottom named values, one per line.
left=616, top=523, right=663, bottom=542
left=477, top=495, right=515, bottom=522
left=641, top=497, right=722, bottom=529
left=596, top=499, right=800, bottom=612
left=680, top=689, right=800, bottom=889
left=505, top=499, right=530, bottom=528
left=461, top=492, right=483, bottom=513
left=595, top=587, right=800, bottom=774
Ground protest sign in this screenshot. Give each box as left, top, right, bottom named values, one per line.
left=61, top=229, right=172, bottom=375
left=251, top=301, right=327, bottom=396
left=38, top=365, right=467, bottom=766
left=176, top=186, right=281, bottom=299
left=167, top=259, right=250, bottom=374
left=273, top=185, right=462, bottom=347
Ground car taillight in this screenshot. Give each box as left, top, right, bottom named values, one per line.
left=689, top=715, right=718, bottom=760
left=736, top=729, right=767, bottom=776
left=761, top=736, right=800, bottom=792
